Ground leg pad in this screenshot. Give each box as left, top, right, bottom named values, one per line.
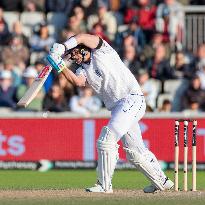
left=124, top=147, right=165, bottom=190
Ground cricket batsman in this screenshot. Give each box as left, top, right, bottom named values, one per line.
left=47, top=34, right=174, bottom=193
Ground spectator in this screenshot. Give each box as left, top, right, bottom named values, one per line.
left=183, top=99, right=201, bottom=114
left=1, top=34, right=29, bottom=68
left=117, top=17, right=146, bottom=53
left=0, top=0, right=22, bottom=11
left=29, top=22, right=55, bottom=53
left=90, top=22, right=110, bottom=43
left=60, top=30, right=76, bottom=43
left=43, top=83, right=68, bottom=112
left=73, top=5, right=86, bottom=23
left=23, top=0, right=45, bottom=12
left=70, top=86, right=102, bottom=116
left=87, top=0, right=117, bottom=41
left=172, top=51, right=192, bottom=79
left=128, top=18, right=146, bottom=51
left=122, top=45, right=141, bottom=74
left=137, top=0, right=157, bottom=43
left=61, top=15, right=86, bottom=37
left=108, top=0, right=124, bottom=25
left=16, top=66, right=45, bottom=111
left=23, top=0, right=38, bottom=12
left=137, top=69, right=158, bottom=109
left=109, top=0, right=121, bottom=11
left=29, top=22, right=55, bottom=63
left=148, top=44, right=174, bottom=81
left=12, top=21, right=29, bottom=47
left=140, top=31, right=171, bottom=64
left=79, top=0, right=98, bottom=19
left=0, top=7, right=11, bottom=45
left=193, top=43, right=205, bottom=70
left=45, top=0, right=75, bottom=15
left=122, top=33, right=136, bottom=50
left=156, top=0, right=184, bottom=48
left=124, top=0, right=138, bottom=24
left=34, top=59, right=46, bottom=73
left=69, top=5, right=87, bottom=33
left=74, top=4, right=87, bottom=30
left=0, top=70, right=17, bottom=109
left=3, top=60, right=23, bottom=87
left=125, top=0, right=156, bottom=43
left=172, top=49, right=200, bottom=112
left=158, top=99, right=172, bottom=112
left=196, top=59, right=205, bottom=90
left=54, top=73, right=76, bottom=104
left=181, top=75, right=205, bottom=111
left=171, top=51, right=197, bottom=111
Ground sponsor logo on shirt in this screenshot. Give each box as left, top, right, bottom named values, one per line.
left=95, top=69, right=102, bottom=77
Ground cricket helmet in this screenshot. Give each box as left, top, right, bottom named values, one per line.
left=66, top=44, right=91, bottom=64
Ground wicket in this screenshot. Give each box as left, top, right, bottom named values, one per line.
left=174, top=119, right=197, bottom=191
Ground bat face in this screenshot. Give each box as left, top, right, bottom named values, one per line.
left=17, top=65, right=52, bottom=108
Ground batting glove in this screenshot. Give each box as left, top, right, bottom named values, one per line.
left=47, top=53, right=66, bottom=73
left=50, top=43, right=66, bottom=57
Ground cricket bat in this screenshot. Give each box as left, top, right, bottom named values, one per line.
left=17, top=65, right=52, bottom=107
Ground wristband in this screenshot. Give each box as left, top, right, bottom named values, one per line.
left=64, top=36, right=78, bottom=50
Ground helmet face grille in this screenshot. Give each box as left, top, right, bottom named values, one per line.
left=66, top=44, right=91, bottom=63
left=69, top=48, right=81, bottom=60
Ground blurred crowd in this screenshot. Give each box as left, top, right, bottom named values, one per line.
left=0, top=0, right=205, bottom=115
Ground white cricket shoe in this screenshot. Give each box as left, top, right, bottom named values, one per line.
left=85, top=182, right=113, bottom=193
left=143, top=178, right=174, bottom=193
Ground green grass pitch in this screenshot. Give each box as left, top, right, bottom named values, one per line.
left=0, top=170, right=205, bottom=205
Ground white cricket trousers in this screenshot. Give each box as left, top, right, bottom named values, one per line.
left=107, top=93, right=166, bottom=180
left=108, top=93, right=146, bottom=146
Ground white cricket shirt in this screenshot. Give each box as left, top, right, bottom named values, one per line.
left=76, top=40, right=143, bottom=110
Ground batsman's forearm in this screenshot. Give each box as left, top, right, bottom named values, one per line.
left=46, top=54, right=86, bottom=87
left=61, top=68, right=86, bottom=87
left=64, top=34, right=99, bottom=50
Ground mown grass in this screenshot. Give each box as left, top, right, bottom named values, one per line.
left=0, top=170, right=204, bottom=205
left=0, top=170, right=204, bottom=190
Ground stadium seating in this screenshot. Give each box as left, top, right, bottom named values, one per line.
left=151, top=78, right=162, bottom=95
left=22, top=25, right=32, bottom=37
left=20, top=12, right=45, bottom=27
left=3, top=11, right=20, bottom=31
left=157, top=93, right=173, bottom=108
left=163, top=79, right=182, bottom=95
